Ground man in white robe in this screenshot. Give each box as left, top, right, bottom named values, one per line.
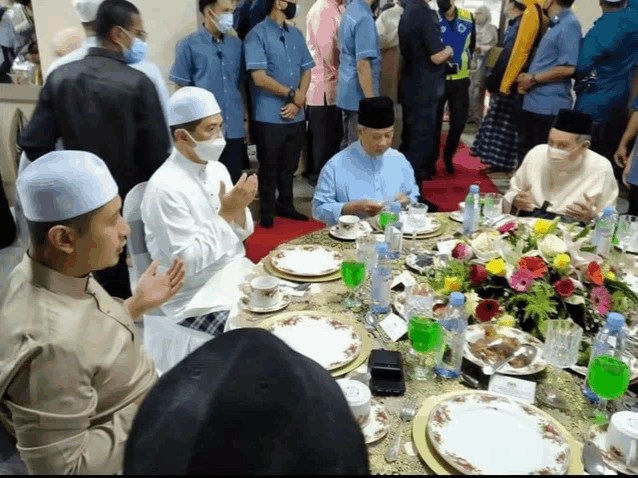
left=504, top=109, right=618, bottom=222
left=141, top=87, right=256, bottom=337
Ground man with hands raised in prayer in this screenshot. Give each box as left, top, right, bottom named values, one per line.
left=142, top=87, right=256, bottom=338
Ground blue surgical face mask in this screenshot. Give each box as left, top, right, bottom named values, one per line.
left=120, top=28, right=147, bottom=64
left=208, top=9, right=234, bottom=34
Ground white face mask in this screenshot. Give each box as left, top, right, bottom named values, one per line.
left=547, top=145, right=579, bottom=170
left=188, top=133, right=227, bottom=162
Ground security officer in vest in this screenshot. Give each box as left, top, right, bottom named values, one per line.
left=427, top=0, right=475, bottom=177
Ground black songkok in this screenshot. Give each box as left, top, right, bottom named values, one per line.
left=358, top=96, right=395, bottom=129
left=552, top=109, right=593, bottom=136
left=123, top=328, right=370, bottom=475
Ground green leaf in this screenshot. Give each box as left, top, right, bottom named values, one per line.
left=574, top=225, right=592, bottom=241
left=565, top=295, right=586, bottom=305
left=548, top=216, right=561, bottom=235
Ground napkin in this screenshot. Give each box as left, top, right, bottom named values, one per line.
left=436, top=239, right=458, bottom=256
left=391, top=271, right=416, bottom=290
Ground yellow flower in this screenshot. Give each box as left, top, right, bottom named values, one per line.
left=534, top=219, right=552, bottom=236
left=496, top=314, right=516, bottom=327
left=606, top=271, right=616, bottom=281
left=486, top=258, right=506, bottom=276
left=553, top=253, right=571, bottom=269
left=491, top=231, right=500, bottom=237
left=444, top=277, right=462, bottom=292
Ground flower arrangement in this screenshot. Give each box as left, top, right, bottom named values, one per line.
left=427, top=217, right=638, bottom=335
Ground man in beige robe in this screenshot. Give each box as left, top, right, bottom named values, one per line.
left=0, top=150, right=185, bottom=474
left=505, top=109, right=618, bottom=222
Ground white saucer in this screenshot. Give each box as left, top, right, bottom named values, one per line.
left=329, top=222, right=373, bottom=241
left=588, top=423, right=638, bottom=475
left=450, top=211, right=464, bottom=223
left=362, top=402, right=390, bottom=444
left=239, top=294, right=291, bottom=313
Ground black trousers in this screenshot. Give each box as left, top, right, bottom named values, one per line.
left=591, top=116, right=629, bottom=183
left=400, top=101, right=439, bottom=176
left=429, top=78, right=470, bottom=169
left=220, top=137, right=249, bottom=184
left=629, top=185, right=638, bottom=217
left=306, top=102, right=342, bottom=183
left=518, top=110, right=555, bottom=164
left=94, top=245, right=132, bottom=300
left=253, top=120, right=306, bottom=218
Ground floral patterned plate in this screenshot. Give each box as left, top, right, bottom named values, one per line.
left=588, top=422, right=638, bottom=474
left=262, top=313, right=362, bottom=371
left=270, top=245, right=343, bottom=277
left=464, top=324, right=548, bottom=376
left=427, top=392, right=571, bottom=475
left=328, top=221, right=373, bottom=241
left=449, top=211, right=464, bottom=223
left=362, top=402, right=390, bottom=444
left=375, top=214, right=441, bottom=236
left=239, top=293, right=291, bottom=314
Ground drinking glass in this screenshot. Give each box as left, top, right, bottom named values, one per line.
left=405, top=284, right=441, bottom=381
left=616, top=215, right=638, bottom=268
left=407, top=203, right=429, bottom=253
left=356, top=233, right=378, bottom=272
left=483, top=193, right=503, bottom=226
left=588, top=353, right=631, bottom=424
left=341, top=250, right=366, bottom=309
left=538, top=320, right=583, bottom=409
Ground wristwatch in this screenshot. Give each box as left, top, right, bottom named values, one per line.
left=288, top=88, right=296, bottom=103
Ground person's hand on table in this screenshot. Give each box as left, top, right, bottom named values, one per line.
left=513, top=186, right=536, bottom=212
left=345, top=199, right=384, bottom=217
left=565, top=193, right=598, bottom=222
left=126, top=259, right=186, bottom=319
left=280, top=103, right=300, bottom=119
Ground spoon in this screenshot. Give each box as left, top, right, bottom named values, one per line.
left=582, top=441, right=612, bottom=475
left=481, top=344, right=537, bottom=375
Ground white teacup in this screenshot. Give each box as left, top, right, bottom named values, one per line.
left=607, top=411, right=638, bottom=466
left=458, top=201, right=465, bottom=214
left=249, top=276, right=280, bottom=308
left=338, top=215, right=361, bottom=238
left=337, top=379, right=371, bottom=427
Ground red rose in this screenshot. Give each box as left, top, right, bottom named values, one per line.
left=452, top=243, right=472, bottom=261
left=476, top=299, right=501, bottom=322
left=554, top=278, right=575, bottom=298
left=587, top=261, right=604, bottom=286
left=498, top=222, right=518, bottom=234
left=518, top=256, right=547, bottom=279
left=470, top=264, right=488, bottom=285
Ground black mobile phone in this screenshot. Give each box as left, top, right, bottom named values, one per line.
left=368, top=349, right=406, bottom=396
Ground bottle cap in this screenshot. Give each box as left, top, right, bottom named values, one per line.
left=602, top=206, right=615, bottom=218
left=376, top=242, right=388, bottom=255
left=449, top=292, right=465, bottom=306
left=606, top=312, right=625, bottom=330
left=390, top=202, right=401, bottom=213
left=470, top=185, right=480, bottom=194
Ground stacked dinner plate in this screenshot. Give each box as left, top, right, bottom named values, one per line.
left=412, top=391, right=584, bottom=475
left=373, top=214, right=446, bottom=239
left=264, top=245, right=343, bottom=282
left=258, top=311, right=372, bottom=377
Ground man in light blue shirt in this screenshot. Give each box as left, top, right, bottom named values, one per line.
left=170, top=0, right=247, bottom=183
left=516, top=0, right=581, bottom=161
left=244, top=0, right=315, bottom=228
left=45, top=0, right=170, bottom=127
left=313, top=97, right=420, bottom=225
left=337, top=0, right=380, bottom=148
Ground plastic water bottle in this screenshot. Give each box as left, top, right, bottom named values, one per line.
left=370, top=243, right=392, bottom=315
left=384, top=202, right=403, bottom=259
left=435, top=292, right=467, bottom=378
left=592, top=206, right=616, bottom=257
left=583, top=312, right=627, bottom=403
left=463, top=185, right=480, bottom=236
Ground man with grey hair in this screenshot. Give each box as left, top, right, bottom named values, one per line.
left=505, top=109, right=618, bottom=222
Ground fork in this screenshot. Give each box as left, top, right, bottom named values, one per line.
left=385, top=397, right=418, bottom=463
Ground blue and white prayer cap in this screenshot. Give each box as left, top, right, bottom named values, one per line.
left=168, top=87, right=221, bottom=126
left=72, top=0, right=104, bottom=23
left=17, top=151, right=118, bottom=223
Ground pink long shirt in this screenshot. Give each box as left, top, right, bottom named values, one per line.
left=305, top=0, right=344, bottom=106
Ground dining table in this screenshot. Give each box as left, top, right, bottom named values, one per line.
left=228, top=212, right=638, bottom=475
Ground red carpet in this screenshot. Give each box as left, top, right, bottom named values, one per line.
left=245, top=217, right=325, bottom=263
left=422, top=135, right=498, bottom=212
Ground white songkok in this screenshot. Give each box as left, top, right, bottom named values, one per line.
left=17, top=151, right=119, bottom=223
left=168, top=87, right=222, bottom=126
left=72, top=0, right=104, bottom=23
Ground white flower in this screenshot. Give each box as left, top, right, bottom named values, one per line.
left=470, top=232, right=500, bottom=262
left=465, top=290, right=481, bottom=318
left=538, top=234, right=567, bottom=257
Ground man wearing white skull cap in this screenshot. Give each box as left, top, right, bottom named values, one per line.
left=141, top=87, right=256, bottom=336
left=0, top=150, right=185, bottom=474
left=45, top=0, right=171, bottom=126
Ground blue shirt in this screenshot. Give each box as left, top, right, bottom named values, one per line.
left=170, top=27, right=245, bottom=139
left=628, top=98, right=638, bottom=186
left=312, top=141, right=420, bottom=225
left=337, top=0, right=380, bottom=111
left=244, top=17, right=315, bottom=124
left=574, top=7, right=638, bottom=123
left=522, top=9, right=582, bottom=116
